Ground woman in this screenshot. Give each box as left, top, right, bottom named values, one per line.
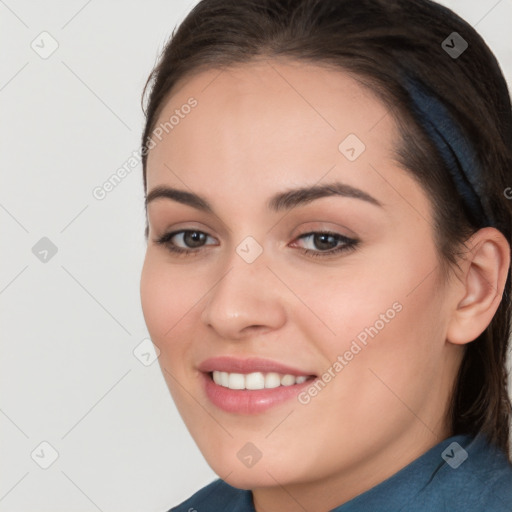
left=139, top=0, right=512, bottom=510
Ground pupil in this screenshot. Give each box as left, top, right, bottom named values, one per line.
left=315, top=234, right=336, bottom=250
left=186, top=231, right=205, bottom=248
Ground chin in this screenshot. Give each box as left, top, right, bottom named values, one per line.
left=199, top=442, right=311, bottom=490
left=210, top=463, right=297, bottom=490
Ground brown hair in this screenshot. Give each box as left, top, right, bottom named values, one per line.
left=140, top=0, right=512, bottom=457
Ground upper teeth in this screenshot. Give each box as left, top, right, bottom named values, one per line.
left=212, top=371, right=309, bottom=390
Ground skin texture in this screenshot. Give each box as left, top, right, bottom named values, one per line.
left=140, top=59, right=510, bottom=512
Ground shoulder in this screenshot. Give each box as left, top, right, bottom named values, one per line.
left=424, top=434, right=512, bottom=511
left=166, top=478, right=254, bottom=512
left=462, top=438, right=512, bottom=509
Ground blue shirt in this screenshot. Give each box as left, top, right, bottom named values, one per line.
left=168, top=433, right=512, bottom=511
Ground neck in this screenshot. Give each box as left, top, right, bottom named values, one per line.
left=251, top=425, right=450, bottom=512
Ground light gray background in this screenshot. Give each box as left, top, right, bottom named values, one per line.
left=1, top=1, right=511, bottom=511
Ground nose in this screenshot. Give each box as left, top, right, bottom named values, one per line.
left=200, top=249, right=287, bottom=340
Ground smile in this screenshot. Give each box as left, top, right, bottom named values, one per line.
left=211, top=370, right=309, bottom=389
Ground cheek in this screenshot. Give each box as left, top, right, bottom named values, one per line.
left=287, top=235, right=443, bottom=381
left=140, top=252, right=202, bottom=355
left=140, top=254, right=173, bottom=340
left=275, top=254, right=407, bottom=354
left=140, top=249, right=205, bottom=380
left=140, top=252, right=204, bottom=414
left=306, top=245, right=445, bottom=423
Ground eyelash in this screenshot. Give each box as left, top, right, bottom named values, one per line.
left=154, top=230, right=359, bottom=259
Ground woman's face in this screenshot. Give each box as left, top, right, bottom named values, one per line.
left=140, top=60, right=463, bottom=492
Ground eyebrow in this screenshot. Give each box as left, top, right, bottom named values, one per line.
left=145, top=181, right=383, bottom=213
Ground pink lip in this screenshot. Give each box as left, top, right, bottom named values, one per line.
left=198, top=356, right=314, bottom=376
left=198, top=356, right=317, bottom=414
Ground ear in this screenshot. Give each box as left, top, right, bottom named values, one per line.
left=446, top=227, right=510, bottom=346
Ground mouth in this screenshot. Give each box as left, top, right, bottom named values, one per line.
left=209, top=370, right=314, bottom=389
left=198, top=357, right=318, bottom=414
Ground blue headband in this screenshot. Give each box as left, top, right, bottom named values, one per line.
left=402, top=75, right=495, bottom=228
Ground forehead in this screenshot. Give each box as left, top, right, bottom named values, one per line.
left=145, top=59, right=401, bottom=204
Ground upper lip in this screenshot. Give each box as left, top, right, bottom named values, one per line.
left=198, top=356, right=316, bottom=376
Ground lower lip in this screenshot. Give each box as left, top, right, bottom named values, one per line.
left=201, top=372, right=316, bottom=414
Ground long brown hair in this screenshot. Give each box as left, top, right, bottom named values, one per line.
left=140, top=0, right=512, bottom=458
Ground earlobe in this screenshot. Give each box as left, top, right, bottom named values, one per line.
left=446, top=227, right=510, bottom=346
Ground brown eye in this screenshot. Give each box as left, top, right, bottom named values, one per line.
left=155, top=230, right=217, bottom=256
left=310, top=233, right=339, bottom=251
left=181, top=231, right=207, bottom=248
left=292, top=231, right=359, bottom=258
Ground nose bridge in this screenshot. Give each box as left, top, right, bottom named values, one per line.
left=200, top=237, right=286, bottom=338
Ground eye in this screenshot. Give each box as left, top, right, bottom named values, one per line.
left=291, top=231, right=359, bottom=258
left=154, top=229, right=359, bottom=259
left=155, top=229, right=217, bottom=256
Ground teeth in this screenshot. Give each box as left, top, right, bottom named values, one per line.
left=246, top=372, right=265, bottom=390
left=265, top=372, right=281, bottom=389
left=280, top=374, right=296, bottom=386
left=228, top=373, right=245, bottom=390
left=211, top=371, right=310, bottom=390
